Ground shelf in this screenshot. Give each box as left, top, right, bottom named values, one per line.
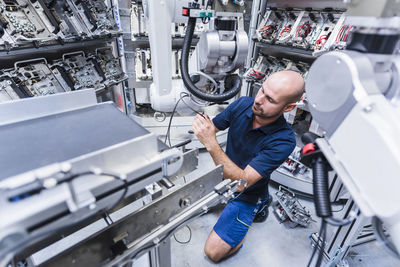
left=0, top=37, right=114, bottom=69
left=255, top=41, right=317, bottom=64
left=132, top=80, right=153, bottom=87
left=131, top=36, right=199, bottom=49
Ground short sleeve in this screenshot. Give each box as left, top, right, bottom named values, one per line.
left=212, top=97, right=243, bottom=131
left=248, top=137, right=296, bottom=178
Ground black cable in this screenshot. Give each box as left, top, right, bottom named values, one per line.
left=1, top=171, right=128, bottom=266
left=180, top=17, right=242, bottom=102
left=164, top=92, right=208, bottom=147
left=307, top=219, right=326, bottom=267
left=173, top=225, right=192, bottom=244
left=164, top=94, right=188, bottom=146
left=180, top=92, right=205, bottom=116
left=100, top=171, right=129, bottom=212
left=312, top=157, right=332, bottom=218
left=315, top=220, right=327, bottom=267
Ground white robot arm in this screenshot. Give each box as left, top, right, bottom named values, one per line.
left=144, top=0, right=248, bottom=112
left=304, top=0, right=400, bottom=256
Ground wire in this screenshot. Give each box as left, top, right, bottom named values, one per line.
left=164, top=91, right=212, bottom=147
left=259, top=24, right=274, bottom=39
left=0, top=171, right=128, bottom=267
left=307, top=219, right=326, bottom=267
left=296, top=23, right=311, bottom=38
left=280, top=26, right=291, bottom=37
left=315, top=220, right=327, bottom=267
left=180, top=94, right=206, bottom=116
left=190, top=71, right=219, bottom=93
left=164, top=93, right=202, bottom=146
left=164, top=94, right=186, bottom=146
left=343, top=25, right=352, bottom=42
left=335, top=25, right=345, bottom=42
left=314, top=35, right=328, bottom=50
left=173, top=225, right=192, bottom=244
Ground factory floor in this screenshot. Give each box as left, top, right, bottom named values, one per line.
left=170, top=151, right=400, bottom=267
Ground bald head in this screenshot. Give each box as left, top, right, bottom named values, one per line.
left=265, top=70, right=305, bottom=104
left=253, top=70, right=305, bottom=121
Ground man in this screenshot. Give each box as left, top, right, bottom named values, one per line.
left=192, top=70, right=305, bottom=262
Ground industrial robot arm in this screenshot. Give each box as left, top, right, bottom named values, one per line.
left=304, top=0, right=400, bottom=257
left=145, top=0, right=248, bottom=112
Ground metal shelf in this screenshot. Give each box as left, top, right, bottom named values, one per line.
left=0, top=38, right=114, bottom=69
left=132, top=80, right=153, bottom=87
left=131, top=36, right=199, bottom=49
left=255, top=41, right=317, bottom=64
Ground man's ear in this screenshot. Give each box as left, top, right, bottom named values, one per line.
left=283, top=103, right=297, bottom=113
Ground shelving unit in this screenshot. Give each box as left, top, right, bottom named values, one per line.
left=245, top=0, right=348, bottom=195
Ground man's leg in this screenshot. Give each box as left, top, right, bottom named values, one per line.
left=204, top=200, right=258, bottom=262
left=204, top=230, right=244, bottom=262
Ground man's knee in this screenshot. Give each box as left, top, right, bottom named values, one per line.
left=204, top=231, right=231, bottom=262
left=204, top=242, right=225, bottom=263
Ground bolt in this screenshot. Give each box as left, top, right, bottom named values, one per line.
left=363, top=105, right=373, bottom=112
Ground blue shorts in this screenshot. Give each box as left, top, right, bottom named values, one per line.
left=213, top=200, right=259, bottom=248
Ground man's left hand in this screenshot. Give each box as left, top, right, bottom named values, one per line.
left=192, top=114, right=218, bottom=150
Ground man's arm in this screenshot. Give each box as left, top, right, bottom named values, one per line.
left=192, top=114, right=263, bottom=188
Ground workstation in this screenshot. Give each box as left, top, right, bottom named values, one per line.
left=0, top=0, right=399, bottom=266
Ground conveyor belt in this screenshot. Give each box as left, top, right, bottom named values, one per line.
left=0, top=103, right=166, bottom=180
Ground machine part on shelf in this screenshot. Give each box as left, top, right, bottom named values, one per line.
left=272, top=186, right=313, bottom=227
left=7, top=58, right=67, bottom=97
left=95, top=48, right=128, bottom=86
left=135, top=48, right=152, bottom=80
left=0, top=0, right=121, bottom=50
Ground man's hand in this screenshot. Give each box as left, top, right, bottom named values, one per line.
left=192, top=114, right=218, bottom=151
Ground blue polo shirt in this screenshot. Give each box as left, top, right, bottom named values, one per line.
left=213, top=96, right=296, bottom=204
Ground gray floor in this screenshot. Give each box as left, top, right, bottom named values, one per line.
left=170, top=151, right=400, bottom=267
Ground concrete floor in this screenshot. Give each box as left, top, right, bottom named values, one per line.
left=170, top=151, right=400, bottom=267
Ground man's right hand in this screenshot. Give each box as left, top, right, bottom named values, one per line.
left=192, top=114, right=218, bottom=151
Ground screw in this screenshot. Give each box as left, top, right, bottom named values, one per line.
left=363, top=105, right=373, bottom=112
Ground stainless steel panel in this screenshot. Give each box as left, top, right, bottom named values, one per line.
left=39, top=165, right=223, bottom=266
left=0, top=89, right=97, bottom=126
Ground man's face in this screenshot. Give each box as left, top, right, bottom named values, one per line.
left=252, top=83, right=289, bottom=119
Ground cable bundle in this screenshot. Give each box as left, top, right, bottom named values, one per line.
left=245, top=68, right=266, bottom=81
left=258, top=24, right=275, bottom=39
left=280, top=25, right=292, bottom=37
left=335, top=25, right=353, bottom=43
left=314, top=34, right=329, bottom=50
left=296, top=22, right=311, bottom=38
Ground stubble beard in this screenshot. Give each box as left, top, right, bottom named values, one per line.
left=252, top=104, right=281, bottom=119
